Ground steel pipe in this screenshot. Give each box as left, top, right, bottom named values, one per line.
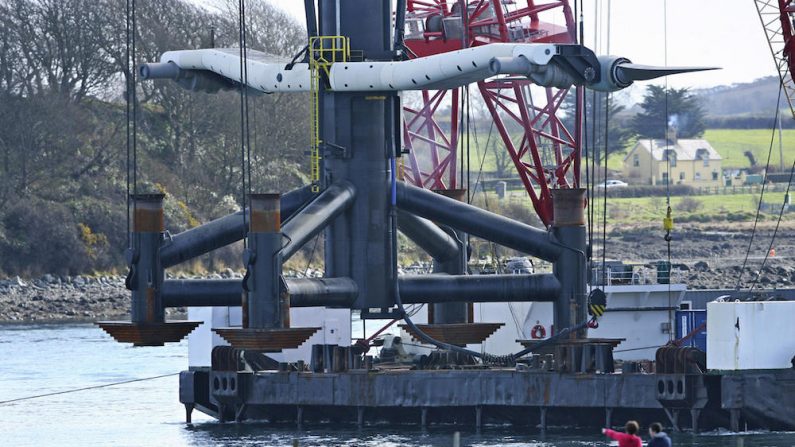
left=398, top=274, right=560, bottom=304
left=395, top=183, right=562, bottom=262
left=283, top=277, right=358, bottom=308
left=161, top=278, right=357, bottom=309
left=281, top=181, right=356, bottom=260
left=397, top=210, right=459, bottom=262
left=162, top=279, right=241, bottom=307
left=139, top=62, right=181, bottom=80
left=164, top=274, right=557, bottom=308
left=160, top=185, right=314, bottom=268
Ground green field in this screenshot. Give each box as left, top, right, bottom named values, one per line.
left=700, top=129, right=795, bottom=169
left=458, top=129, right=795, bottom=174
left=496, top=189, right=788, bottom=226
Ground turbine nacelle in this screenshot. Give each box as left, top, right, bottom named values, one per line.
left=489, top=52, right=717, bottom=93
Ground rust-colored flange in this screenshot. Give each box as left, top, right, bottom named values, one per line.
left=97, top=320, right=202, bottom=347
left=400, top=322, right=505, bottom=346
left=213, top=327, right=321, bottom=352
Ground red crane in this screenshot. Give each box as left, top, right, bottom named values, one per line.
left=755, top=0, right=795, bottom=120
left=401, top=0, right=581, bottom=225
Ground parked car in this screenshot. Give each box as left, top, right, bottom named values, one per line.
left=597, top=179, right=628, bottom=188
left=505, top=257, right=534, bottom=274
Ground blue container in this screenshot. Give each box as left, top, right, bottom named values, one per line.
left=675, top=310, right=707, bottom=352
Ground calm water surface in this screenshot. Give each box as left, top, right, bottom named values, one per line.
left=1, top=323, right=794, bottom=447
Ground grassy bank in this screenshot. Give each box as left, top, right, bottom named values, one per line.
left=495, top=190, right=788, bottom=226
left=458, top=128, right=795, bottom=175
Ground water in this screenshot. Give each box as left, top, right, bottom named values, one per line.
left=1, top=324, right=794, bottom=447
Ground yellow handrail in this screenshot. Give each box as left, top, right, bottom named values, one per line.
left=308, top=36, right=350, bottom=192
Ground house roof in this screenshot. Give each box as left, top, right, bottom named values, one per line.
left=625, top=139, right=722, bottom=162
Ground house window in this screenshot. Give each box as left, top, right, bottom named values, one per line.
left=697, top=148, right=710, bottom=167
left=679, top=172, right=685, bottom=181
left=662, top=172, right=669, bottom=184
left=712, top=171, right=719, bottom=181
left=695, top=172, right=701, bottom=181
left=663, top=149, right=677, bottom=167
left=633, top=154, right=639, bottom=167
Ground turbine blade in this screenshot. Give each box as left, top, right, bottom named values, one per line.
left=616, top=63, right=719, bottom=82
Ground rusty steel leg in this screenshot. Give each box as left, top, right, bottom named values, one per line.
left=730, top=409, right=741, bottom=432
left=539, top=407, right=548, bottom=431
left=235, top=404, right=247, bottom=423
left=185, top=403, right=194, bottom=424
left=551, top=189, right=587, bottom=338
left=691, top=408, right=701, bottom=432
left=218, top=404, right=227, bottom=423
left=130, top=194, right=166, bottom=325
left=247, top=194, right=284, bottom=329
left=431, top=189, right=468, bottom=325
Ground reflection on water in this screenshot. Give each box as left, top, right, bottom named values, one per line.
left=1, top=324, right=793, bottom=447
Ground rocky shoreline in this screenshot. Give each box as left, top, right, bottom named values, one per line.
left=0, top=274, right=179, bottom=323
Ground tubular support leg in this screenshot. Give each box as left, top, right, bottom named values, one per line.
left=129, top=194, right=166, bottom=324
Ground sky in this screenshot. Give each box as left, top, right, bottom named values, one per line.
left=258, top=0, right=776, bottom=90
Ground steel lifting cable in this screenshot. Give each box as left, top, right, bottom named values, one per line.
left=466, top=85, right=472, bottom=204
left=469, top=84, right=501, bottom=279
left=735, top=83, right=784, bottom=291
left=748, top=98, right=795, bottom=295
left=660, top=0, right=674, bottom=341
left=238, top=0, right=252, bottom=247
left=0, top=373, right=179, bottom=405
left=602, top=0, right=611, bottom=287
left=601, top=92, right=609, bottom=287
left=125, top=0, right=131, bottom=247
left=131, top=0, right=139, bottom=230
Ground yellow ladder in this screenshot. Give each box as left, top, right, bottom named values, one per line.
left=308, top=36, right=350, bottom=192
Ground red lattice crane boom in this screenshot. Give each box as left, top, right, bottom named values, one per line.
left=401, top=0, right=581, bottom=225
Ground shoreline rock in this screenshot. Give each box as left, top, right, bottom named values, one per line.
left=0, top=274, right=186, bottom=323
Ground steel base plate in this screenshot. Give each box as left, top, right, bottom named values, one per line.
left=213, top=327, right=321, bottom=352
left=97, top=320, right=202, bottom=346
left=517, top=337, right=624, bottom=350
left=400, top=323, right=504, bottom=346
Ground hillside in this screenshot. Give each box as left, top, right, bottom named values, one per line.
left=694, top=76, right=789, bottom=120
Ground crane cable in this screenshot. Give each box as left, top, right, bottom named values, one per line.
left=125, top=0, right=132, bottom=248
left=662, top=0, right=673, bottom=342
left=747, top=82, right=792, bottom=294
left=238, top=0, right=252, bottom=248
left=601, top=0, right=611, bottom=291
left=734, top=83, right=783, bottom=291
left=125, top=0, right=139, bottom=248
left=0, top=373, right=179, bottom=406
left=748, top=152, right=795, bottom=293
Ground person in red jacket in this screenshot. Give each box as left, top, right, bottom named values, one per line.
left=602, top=420, right=642, bottom=447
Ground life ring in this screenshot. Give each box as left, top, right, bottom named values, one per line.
left=530, top=324, right=546, bottom=339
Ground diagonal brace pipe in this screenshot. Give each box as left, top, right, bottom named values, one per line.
left=281, top=181, right=357, bottom=260
left=160, top=185, right=315, bottom=268
left=397, top=210, right=460, bottom=262
left=395, top=182, right=562, bottom=262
